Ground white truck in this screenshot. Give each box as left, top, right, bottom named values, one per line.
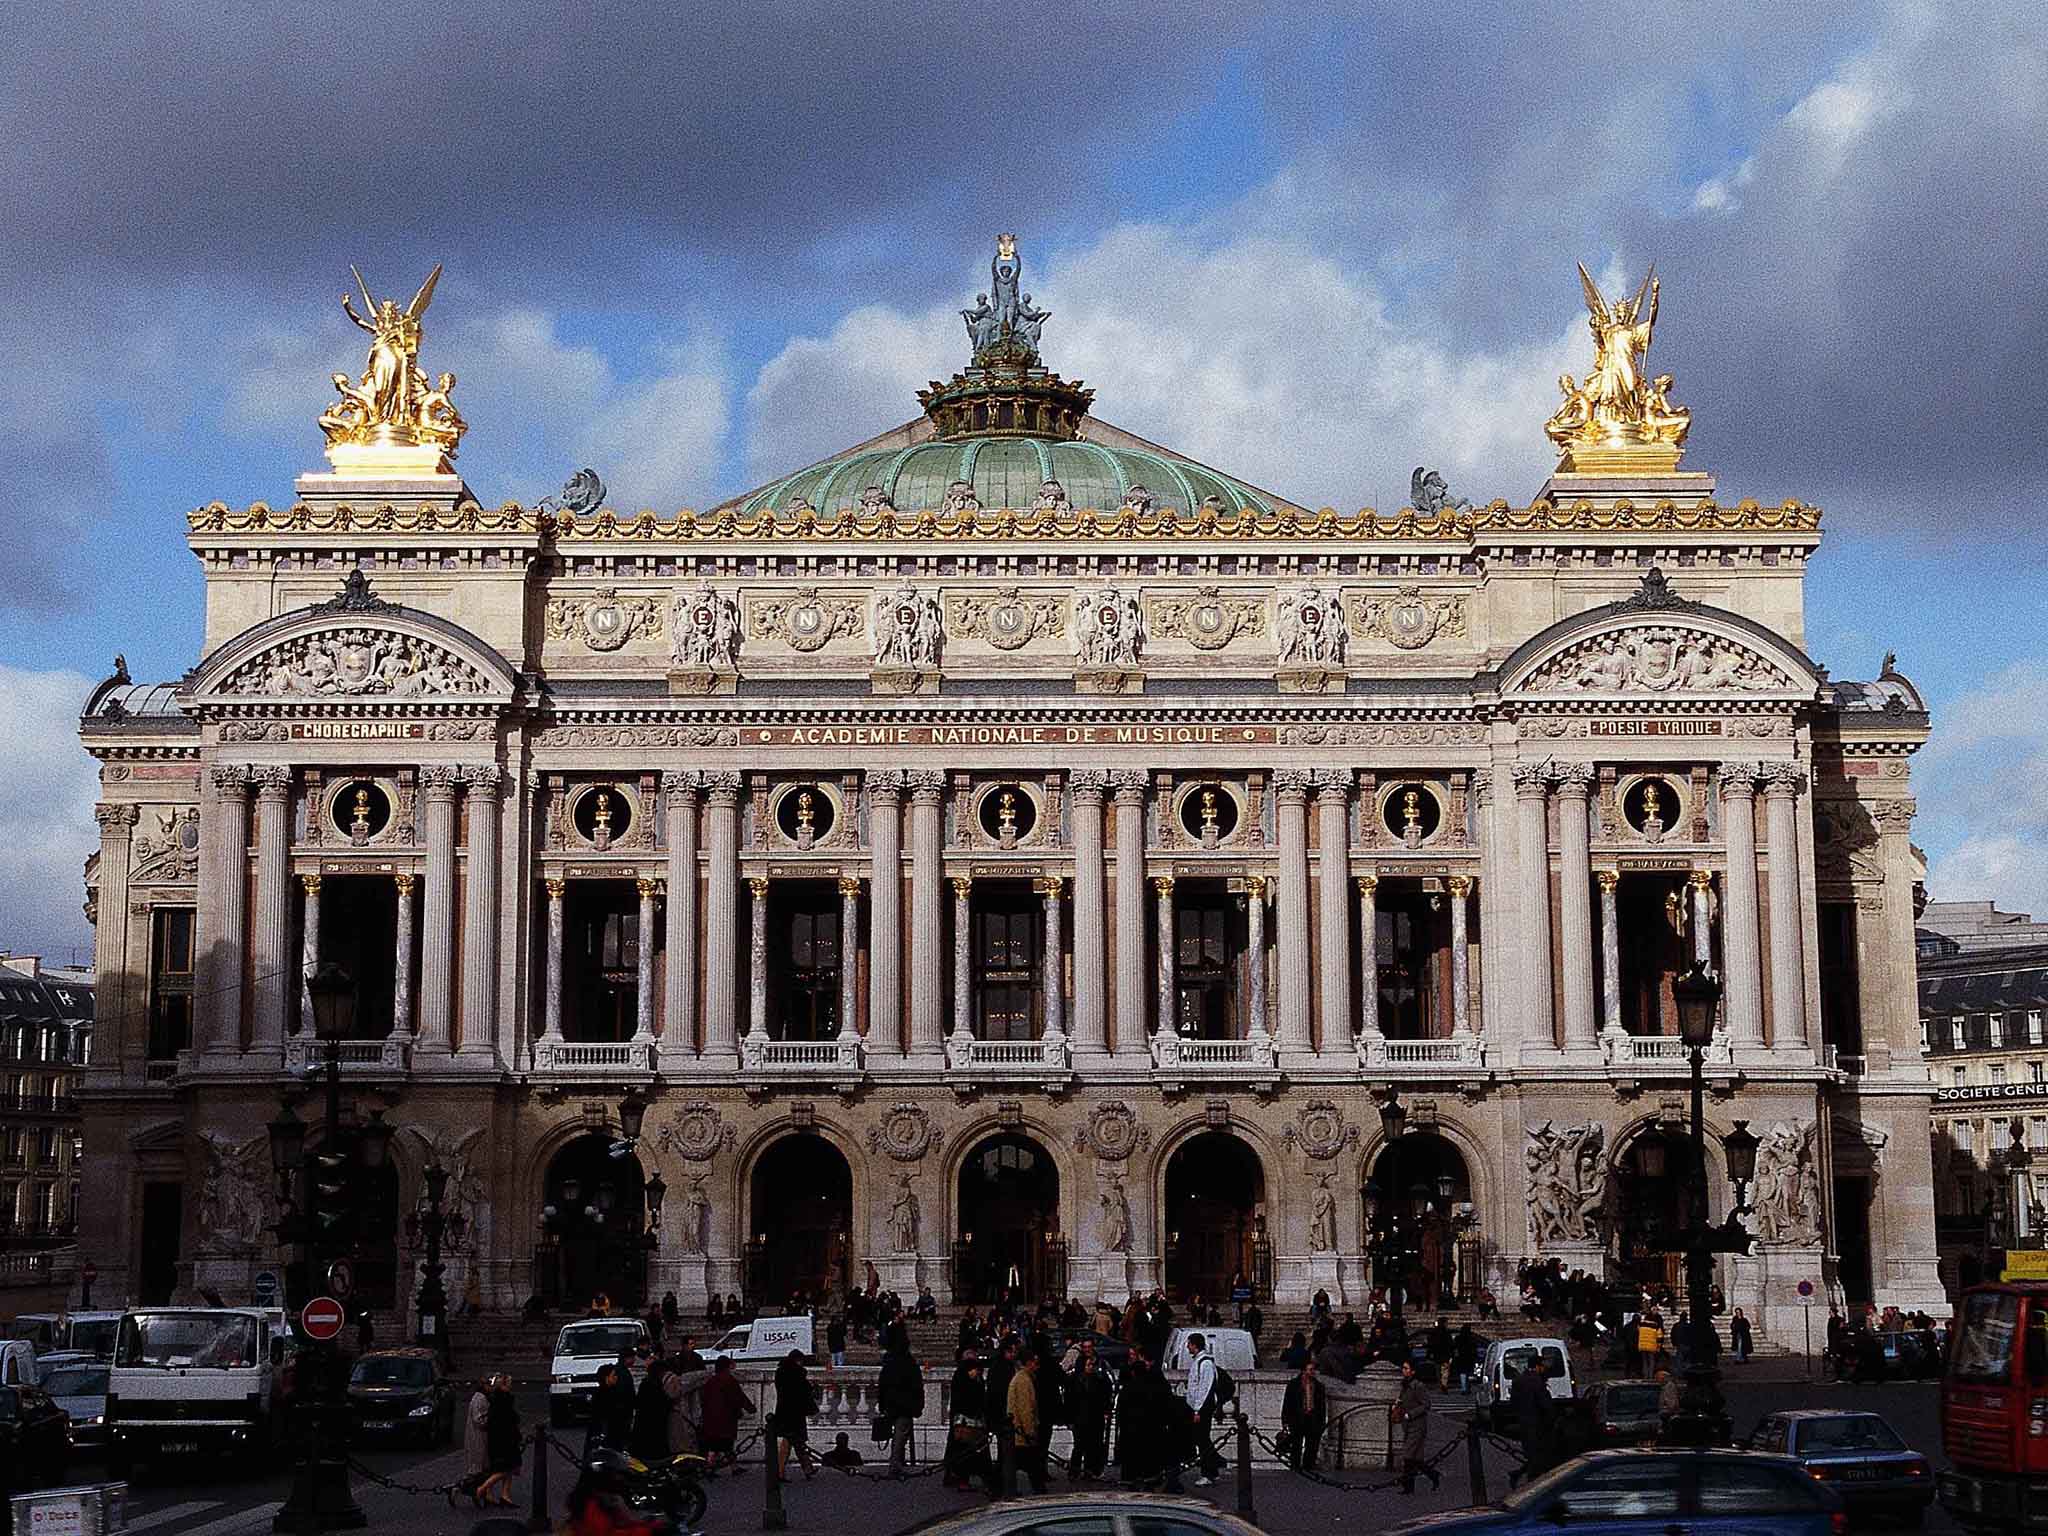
left=106, top=1307, right=280, bottom=1472
left=698, top=1315, right=815, bottom=1365
left=548, top=1318, right=649, bottom=1426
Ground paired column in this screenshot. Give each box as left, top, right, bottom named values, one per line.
left=542, top=877, right=566, bottom=1045
left=1511, top=761, right=1557, bottom=1051
left=1448, top=874, right=1473, bottom=1035
left=91, top=805, right=137, bottom=1064
left=298, top=874, right=322, bottom=1033
left=1763, top=763, right=1810, bottom=1050
left=1717, top=763, right=1766, bottom=1047
left=392, top=873, right=415, bottom=1038
left=1355, top=874, right=1381, bottom=1040
left=1245, top=875, right=1270, bottom=1045
left=1555, top=764, right=1598, bottom=1052
left=1038, top=875, right=1066, bottom=1043
left=1314, top=770, right=1353, bottom=1053
left=701, top=772, right=742, bottom=1063
left=250, top=766, right=292, bottom=1053
left=865, top=772, right=904, bottom=1058
left=1111, top=771, right=1150, bottom=1060
left=663, top=772, right=701, bottom=1063
left=634, top=877, right=659, bottom=1043
left=1597, top=871, right=1622, bottom=1036
left=417, top=766, right=460, bottom=1053
left=908, top=771, right=947, bottom=1058
left=746, top=876, right=770, bottom=1047
left=457, top=765, right=501, bottom=1062
left=1153, top=876, right=1177, bottom=1040
left=950, top=875, right=974, bottom=1043
left=203, top=765, right=252, bottom=1054
left=1274, top=770, right=1314, bottom=1054
left=1068, top=771, right=1109, bottom=1055
left=837, top=876, right=861, bottom=1042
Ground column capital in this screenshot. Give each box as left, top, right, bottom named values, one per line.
left=1108, top=769, right=1150, bottom=802
left=1273, top=768, right=1314, bottom=800
left=250, top=764, right=293, bottom=799
left=1715, top=760, right=1763, bottom=797
left=703, top=771, right=743, bottom=806
left=1688, top=868, right=1714, bottom=891
left=1354, top=874, right=1378, bottom=898
left=1151, top=874, right=1175, bottom=897
left=1596, top=869, right=1620, bottom=893
left=865, top=768, right=905, bottom=803
left=1553, top=762, right=1596, bottom=798
left=544, top=875, right=565, bottom=899
left=838, top=873, right=862, bottom=898
left=94, top=802, right=139, bottom=833
left=1312, top=768, right=1354, bottom=801
left=300, top=873, right=322, bottom=895
left=395, top=872, right=417, bottom=896
left=662, top=769, right=704, bottom=806
left=1870, top=797, right=1918, bottom=833
left=906, top=769, right=947, bottom=803
left=948, top=874, right=973, bottom=898
left=1067, top=768, right=1109, bottom=800
left=209, top=763, right=253, bottom=795
left=1035, top=874, right=1065, bottom=898
left=1245, top=873, right=1269, bottom=900
left=462, top=763, right=503, bottom=794
left=636, top=876, right=661, bottom=900
left=746, top=875, right=770, bottom=899
left=1510, top=760, right=1554, bottom=798
left=1761, top=761, right=1808, bottom=798
left=1470, top=768, right=1492, bottom=806
left=419, top=764, right=463, bottom=799
left=1447, top=873, right=1473, bottom=898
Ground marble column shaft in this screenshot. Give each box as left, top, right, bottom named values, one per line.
left=1764, top=765, right=1809, bottom=1048
left=1513, top=763, right=1557, bottom=1049
left=1246, top=875, right=1270, bottom=1042
left=1448, top=874, right=1473, bottom=1035
left=1040, top=876, right=1065, bottom=1040
left=1556, top=767, right=1598, bottom=1050
left=1718, top=766, right=1766, bottom=1046
left=542, top=877, right=565, bottom=1043
left=1068, top=773, right=1108, bottom=1054
left=950, top=875, right=973, bottom=1040
left=1153, top=876, right=1176, bottom=1038
left=1274, top=771, right=1314, bottom=1052
left=664, top=773, right=701, bottom=1061
left=1355, top=874, right=1381, bottom=1039
left=702, top=773, right=742, bottom=1062
left=1597, top=872, right=1622, bottom=1035
left=866, top=772, right=904, bottom=1057
left=634, top=877, right=658, bottom=1041
left=250, top=767, right=292, bottom=1052
left=457, top=766, right=501, bottom=1060
left=746, top=876, right=769, bottom=1042
left=1314, top=771, right=1353, bottom=1052
left=203, top=766, right=252, bottom=1054
left=91, top=805, right=137, bottom=1062
left=392, top=873, right=416, bottom=1037
left=909, top=772, right=947, bottom=1057
left=1111, top=773, right=1149, bottom=1059
left=298, top=874, right=321, bottom=1034
left=417, top=767, right=460, bottom=1053
left=838, top=876, right=861, bottom=1040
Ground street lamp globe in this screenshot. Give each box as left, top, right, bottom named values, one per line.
left=267, top=1099, right=306, bottom=1176
left=1722, top=1120, right=1761, bottom=1188
left=618, top=1088, right=649, bottom=1144
left=1672, top=964, right=1722, bottom=1049
left=304, top=962, right=357, bottom=1042
left=1378, top=1089, right=1407, bottom=1143
left=646, top=1171, right=668, bottom=1224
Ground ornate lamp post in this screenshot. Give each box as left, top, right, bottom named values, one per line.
left=1369, top=1086, right=1411, bottom=1328
left=643, top=1170, right=667, bottom=1303
left=2005, top=1119, right=2036, bottom=1251
left=417, top=1160, right=450, bottom=1357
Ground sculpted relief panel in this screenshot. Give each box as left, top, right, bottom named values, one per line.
left=220, top=628, right=491, bottom=697
left=1528, top=626, right=1790, bottom=694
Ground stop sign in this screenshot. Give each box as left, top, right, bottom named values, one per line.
left=80, top=1262, right=97, bottom=1283
left=302, top=1296, right=346, bottom=1341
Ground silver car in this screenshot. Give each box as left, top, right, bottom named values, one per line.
left=892, top=1492, right=1264, bottom=1536
left=41, top=1363, right=108, bottom=1453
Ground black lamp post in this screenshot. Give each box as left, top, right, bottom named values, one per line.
left=643, top=1170, right=667, bottom=1302
left=2006, top=1119, right=2036, bottom=1250
left=417, top=1160, right=450, bottom=1357
left=1372, top=1087, right=1410, bottom=1329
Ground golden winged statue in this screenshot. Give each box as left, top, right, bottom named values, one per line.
left=317, top=264, right=466, bottom=475
left=1546, top=262, right=1690, bottom=473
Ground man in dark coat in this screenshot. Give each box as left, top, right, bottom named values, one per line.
left=1066, top=1350, right=1113, bottom=1480
left=1116, top=1346, right=1169, bottom=1488
left=1508, top=1358, right=1556, bottom=1483
left=630, top=1360, right=672, bottom=1462
left=1395, top=1360, right=1441, bottom=1492
left=1279, top=1358, right=1326, bottom=1472
left=877, top=1337, right=926, bottom=1478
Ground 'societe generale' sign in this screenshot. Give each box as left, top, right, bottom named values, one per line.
left=1936, top=1083, right=2048, bottom=1107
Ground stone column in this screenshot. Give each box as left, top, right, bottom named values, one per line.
left=634, top=877, right=659, bottom=1043
left=1512, top=761, right=1556, bottom=1052
left=1246, top=875, right=1270, bottom=1045
left=202, top=765, right=252, bottom=1055
left=1355, top=874, right=1381, bottom=1041
left=417, top=766, right=460, bottom=1054
left=838, top=875, right=861, bottom=1041
left=1763, top=763, right=1809, bottom=1050
left=1039, top=875, right=1066, bottom=1042
left=1689, top=869, right=1715, bottom=970
left=457, top=765, right=501, bottom=1063
left=950, top=875, right=974, bottom=1045
left=1111, top=771, right=1150, bottom=1060
left=1314, top=770, right=1353, bottom=1052
left=1068, top=771, right=1108, bottom=1056
left=746, top=876, right=770, bottom=1048
left=1555, top=764, right=1598, bottom=1052
left=908, top=770, right=947, bottom=1058
left=391, top=873, right=416, bottom=1039
left=1448, top=874, right=1473, bottom=1035
left=1597, top=871, right=1622, bottom=1037
left=541, top=876, right=565, bottom=1045
left=701, top=772, right=742, bottom=1064
left=298, top=874, right=322, bottom=1033
left=250, top=766, right=292, bottom=1053
left=865, top=771, right=904, bottom=1058
left=91, top=804, right=137, bottom=1065
left=1153, top=875, right=1177, bottom=1041
left=1717, top=763, right=1766, bottom=1047
left=663, top=772, right=701, bottom=1065
left=1274, top=769, right=1314, bottom=1055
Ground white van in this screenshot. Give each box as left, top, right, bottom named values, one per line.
left=12, top=1311, right=123, bottom=1359
left=1161, top=1327, right=1258, bottom=1374
left=548, top=1318, right=650, bottom=1425
left=698, top=1315, right=815, bottom=1365
left=1474, top=1336, right=1575, bottom=1427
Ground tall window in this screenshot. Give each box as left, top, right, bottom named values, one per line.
left=1952, top=1017, right=1966, bottom=1050
left=1991, top=1014, right=2006, bottom=1047
left=1994, top=1065, right=2008, bottom=1086
left=774, top=897, right=841, bottom=1041
left=147, top=908, right=196, bottom=1059
left=2032, top=1061, right=2043, bottom=1085
left=1173, top=895, right=1236, bottom=1039
left=974, top=894, right=1039, bottom=1041
left=2034, top=1012, right=2045, bottom=1045
left=1954, top=1065, right=1967, bottom=1086
left=31, top=1129, right=54, bottom=1169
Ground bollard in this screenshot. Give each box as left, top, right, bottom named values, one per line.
left=997, top=1428, right=1014, bottom=1498
left=527, top=1423, right=551, bottom=1534
left=763, top=1427, right=787, bottom=1530
left=1234, top=1411, right=1255, bottom=1522
left=1466, top=1411, right=1489, bottom=1507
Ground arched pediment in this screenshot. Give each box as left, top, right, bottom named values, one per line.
left=1499, top=568, right=1822, bottom=701
left=185, top=572, right=518, bottom=706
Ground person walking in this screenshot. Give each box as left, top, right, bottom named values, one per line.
left=665, top=1354, right=709, bottom=1455
left=631, top=1359, right=673, bottom=1463
left=699, top=1357, right=753, bottom=1474
left=588, top=1358, right=637, bottom=1454
left=774, top=1348, right=819, bottom=1480
left=1730, top=1307, right=1753, bottom=1364
left=1067, top=1348, right=1112, bottom=1480
left=453, top=1376, right=492, bottom=1509
left=1508, top=1357, right=1556, bottom=1484
left=828, top=1314, right=848, bottom=1369
left=1183, top=1332, right=1225, bottom=1487
left=477, top=1373, right=522, bottom=1507
left=878, top=1333, right=926, bottom=1478
left=1280, top=1357, right=1326, bottom=1473
left=1008, top=1351, right=1047, bottom=1494
left=1396, top=1360, right=1441, bottom=1493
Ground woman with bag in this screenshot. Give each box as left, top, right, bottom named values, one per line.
left=774, top=1349, right=819, bottom=1480
left=452, top=1377, right=492, bottom=1508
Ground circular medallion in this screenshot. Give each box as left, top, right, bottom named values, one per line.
left=580, top=599, right=630, bottom=651
left=988, top=601, right=1031, bottom=649
left=1384, top=597, right=1439, bottom=650
left=1188, top=601, right=1231, bottom=649
left=787, top=600, right=830, bottom=651
left=867, top=1104, right=939, bottom=1163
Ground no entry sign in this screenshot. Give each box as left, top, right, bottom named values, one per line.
left=302, top=1296, right=346, bottom=1341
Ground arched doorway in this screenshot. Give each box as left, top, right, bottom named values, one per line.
left=748, top=1136, right=852, bottom=1308
left=957, top=1134, right=1060, bottom=1303
left=541, top=1136, right=647, bottom=1309
left=1611, top=1127, right=1703, bottom=1292
left=1366, top=1133, right=1473, bottom=1310
left=1164, top=1133, right=1264, bottom=1305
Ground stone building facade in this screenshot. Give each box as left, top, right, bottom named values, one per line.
left=74, top=247, right=1944, bottom=1337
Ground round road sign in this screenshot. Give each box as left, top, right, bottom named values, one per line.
left=1797, top=1279, right=1814, bottom=1297
left=302, top=1296, right=346, bottom=1341
left=325, top=1258, right=354, bottom=1299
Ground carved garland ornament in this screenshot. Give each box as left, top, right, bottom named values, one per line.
left=1352, top=588, right=1469, bottom=650
left=1148, top=587, right=1265, bottom=651
left=948, top=588, right=1067, bottom=651
left=130, top=807, right=201, bottom=884
left=867, top=1103, right=942, bottom=1162
left=1281, top=1099, right=1360, bottom=1161
left=655, top=1102, right=735, bottom=1162
left=220, top=627, right=491, bottom=697
left=1074, top=1100, right=1150, bottom=1161
left=750, top=588, right=864, bottom=653
left=544, top=589, right=664, bottom=652
left=1528, top=626, right=1790, bottom=693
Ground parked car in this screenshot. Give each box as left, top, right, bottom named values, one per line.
left=1874, top=1331, right=1940, bottom=1381
left=889, top=1490, right=1264, bottom=1536
left=1581, top=1380, right=1667, bottom=1447
left=347, top=1347, right=456, bottom=1448
left=33, top=1350, right=97, bottom=1386
left=40, top=1362, right=107, bottom=1454
left=1474, top=1338, right=1575, bottom=1430
left=1747, top=1410, right=1933, bottom=1526
left=1386, top=1448, right=1845, bottom=1536
left=0, top=1383, right=73, bottom=1494
left=696, top=1314, right=813, bottom=1368
left=1052, top=1329, right=1130, bottom=1377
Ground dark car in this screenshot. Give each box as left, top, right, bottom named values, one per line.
left=1748, top=1410, right=1932, bottom=1526
left=1386, top=1448, right=1845, bottom=1536
left=1052, top=1330, right=1130, bottom=1377
left=41, top=1363, right=109, bottom=1453
left=1875, top=1332, right=1939, bottom=1381
left=0, top=1383, right=73, bottom=1493
left=1583, top=1380, right=1666, bottom=1447
left=346, top=1348, right=455, bottom=1447
left=890, top=1490, right=1264, bottom=1536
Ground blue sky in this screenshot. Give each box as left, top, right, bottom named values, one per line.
left=5, top=1, right=2047, bottom=959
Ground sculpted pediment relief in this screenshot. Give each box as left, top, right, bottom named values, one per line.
left=1521, top=624, right=1793, bottom=696
left=217, top=626, right=493, bottom=697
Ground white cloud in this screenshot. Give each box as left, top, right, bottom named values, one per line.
left=1691, top=157, right=1756, bottom=214
left=0, top=666, right=99, bottom=962
left=1912, top=659, right=2048, bottom=918
left=1928, top=835, right=2048, bottom=923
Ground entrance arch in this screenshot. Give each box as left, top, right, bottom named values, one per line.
left=1366, top=1132, right=1472, bottom=1309
left=748, top=1136, right=852, bottom=1308
left=1611, top=1126, right=1703, bottom=1291
left=542, top=1135, right=647, bottom=1309
left=957, top=1134, right=1060, bottom=1303
left=1163, top=1132, right=1264, bottom=1305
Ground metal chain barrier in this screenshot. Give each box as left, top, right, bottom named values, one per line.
left=1244, top=1418, right=1475, bottom=1494
left=341, top=1456, right=462, bottom=1498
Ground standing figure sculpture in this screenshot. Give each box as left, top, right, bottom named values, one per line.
left=1099, top=1178, right=1132, bottom=1255
left=1308, top=1175, right=1338, bottom=1254
left=889, top=1175, right=921, bottom=1254
left=320, top=263, right=465, bottom=466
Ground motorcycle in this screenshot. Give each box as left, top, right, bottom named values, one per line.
left=571, top=1446, right=710, bottom=1532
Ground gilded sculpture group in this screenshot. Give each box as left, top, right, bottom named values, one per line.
left=318, top=265, right=467, bottom=465
left=1545, top=265, right=1692, bottom=469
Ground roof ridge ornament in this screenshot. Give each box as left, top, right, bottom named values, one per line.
left=1613, top=566, right=1701, bottom=615
left=921, top=235, right=1094, bottom=439
left=316, top=568, right=400, bottom=616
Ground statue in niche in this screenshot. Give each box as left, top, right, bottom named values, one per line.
left=889, top=1175, right=921, bottom=1253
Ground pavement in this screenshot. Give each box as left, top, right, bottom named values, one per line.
left=55, top=1362, right=1953, bottom=1536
